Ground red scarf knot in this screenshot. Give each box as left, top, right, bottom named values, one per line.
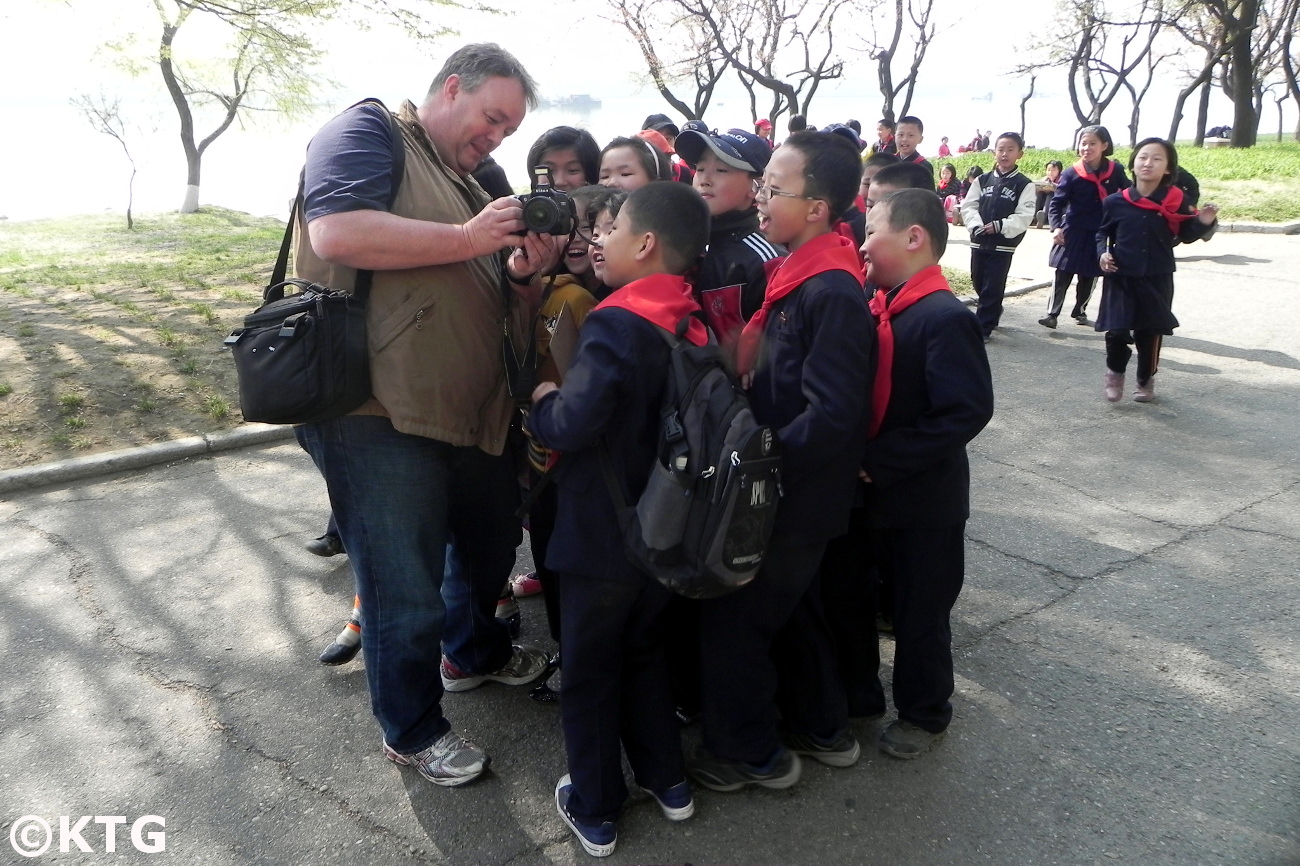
left=1073, top=158, right=1117, bottom=203
left=596, top=273, right=708, bottom=346
left=867, top=264, right=951, bottom=439
left=735, top=232, right=864, bottom=376
left=1122, top=186, right=1195, bottom=237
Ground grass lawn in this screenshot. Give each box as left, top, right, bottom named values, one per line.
left=938, top=140, right=1300, bottom=223
left=0, top=208, right=281, bottom=468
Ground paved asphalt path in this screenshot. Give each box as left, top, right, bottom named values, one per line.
left=2, top=227, right=1298, bottom=865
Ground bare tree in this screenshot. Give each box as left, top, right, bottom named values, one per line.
left=1059, top=0, right=1172, bottom=127
left=1281, top=0, right=1300, bottom=139
left=691, top=0, right=853, bottom=123
left=608, top=0, right=727, bottom=120
left=606, top=0, right=858, bottom=128
left=1165, top=4, right=1229, bottom=143
left=1018, top=73, right=1037, bottom=140
left=1121, top=42, right=1175, bottom=146
left=1182, top=0, right=1264, bottom=146
left=71, top=94, right=141, bottom=229
left=104, top=0, right=463, bottom=213
left=865, top=0, right=937, bottom=123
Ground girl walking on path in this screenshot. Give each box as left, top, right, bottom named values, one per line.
left=1096, top=138, right=1219, bottom=403
left=1040, top=126, right=1130, bottom=329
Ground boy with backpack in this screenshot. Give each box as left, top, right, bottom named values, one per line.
left=688, top=130, right=875, bottom=791
left=528, top=181, right=710, bottom=858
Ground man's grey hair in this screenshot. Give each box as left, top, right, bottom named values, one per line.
left=428, top=43, right=538, bottom=110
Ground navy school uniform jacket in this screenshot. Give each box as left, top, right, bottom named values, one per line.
left=901, top=152, right=936, bottom=186
left=694, top=208, right=784, bottom=323
left=862, top=290, right=994, bottom=529
left=1047, top=160, right=1131, bottom=276
left=528, top=306, right=673, bottom=582
left=749, top=270, right=875, bottom=544
left=1095, top=187, right=1213, bottom=276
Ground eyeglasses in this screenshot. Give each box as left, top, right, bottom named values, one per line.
left=755, top=183, right=821, bottom=203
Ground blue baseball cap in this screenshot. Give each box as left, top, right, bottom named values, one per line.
left=822, top=122, right=864, bottom=151
left=674, top=127, right=772, bottom=173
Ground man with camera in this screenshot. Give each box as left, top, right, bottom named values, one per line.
left=292, top=43, right=563, bottom=788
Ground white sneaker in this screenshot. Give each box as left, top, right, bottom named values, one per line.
left=383, top=730, right=488, bottom=787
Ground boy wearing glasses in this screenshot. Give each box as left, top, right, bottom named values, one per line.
left=688, top=130, right=875, bottom=792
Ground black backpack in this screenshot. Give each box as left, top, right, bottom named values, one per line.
left=601, top=315, right=782, bottom=598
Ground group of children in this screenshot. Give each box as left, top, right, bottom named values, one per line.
left=505, top=118, right=995, bottom=857
left=314, top=107, right=1218, bottom=858
left=869, top=118, right=1219, bottom=402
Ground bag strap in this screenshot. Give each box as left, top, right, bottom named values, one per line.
left=270, top=99, right=408, bottom=299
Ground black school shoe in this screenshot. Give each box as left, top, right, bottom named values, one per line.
left=305, top=534, right=343, bottom=557
left=687, top=746, right=802, bottom=792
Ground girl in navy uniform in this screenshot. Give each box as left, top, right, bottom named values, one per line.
left=1096, top=138, right=1218, bottom=403
left=1040, top=126, right=1130, bottom=329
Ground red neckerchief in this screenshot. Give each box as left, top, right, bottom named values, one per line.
left=1072, top=158, right=1116, bottom=203
left=904, top=152, right=926, bottom=166
left=1122, top=186, right=1194, bottom=236
left=867, top=264, right=951, bottom=439
left=736, top=233, right=864, bottom=376
left=596, top=273, right=707, bottom=346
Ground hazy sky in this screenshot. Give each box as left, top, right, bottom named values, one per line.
left=0, top=0, right=1258, bottom=220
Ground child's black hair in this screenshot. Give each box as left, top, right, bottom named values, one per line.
left=877, top=117, right=896, bottom=131
left=877, top=188, right=949, bottom=259
left=527, top=126, right=601, bottom=185
left=788, top=114, right=808, bottom=133
left=1127, top=137, right=1179, bottom=188
left=624, top=182, right=710, bottom=275
left=780, top=130, right=863, bottom=221
left=586, top=186, right=629, bottom=223
left=600, top=136, right=672, bottom=182
left=995, top=131, right=1025, bottom=151
left=1076, top=125, right=1115, bottom=157
left=862, top=152, right=900, bottom=173
left=1046, top=160, right=1064, bottom=171
left=871, top=161, right=935, bottom=192
left=896, top=115, right=925, bottom=134
left=965, top=165, right=985, bottom=180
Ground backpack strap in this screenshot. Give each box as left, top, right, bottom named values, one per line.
left=270, top=99, right=407, bottom=299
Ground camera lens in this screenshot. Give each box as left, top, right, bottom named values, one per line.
left=523, top=197, right=560, bottom=233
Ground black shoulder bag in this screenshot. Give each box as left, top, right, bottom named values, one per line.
left=224, top=99, right=406, bottom=425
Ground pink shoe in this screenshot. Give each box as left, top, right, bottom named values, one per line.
left=1133, top=376, right=1156, bottom=402
left=511, top=572, right=543, bottom=598
left=1104, top=370, right=1124, bottom=402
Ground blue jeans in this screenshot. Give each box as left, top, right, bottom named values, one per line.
left=295, top=415, right=521, bottom=753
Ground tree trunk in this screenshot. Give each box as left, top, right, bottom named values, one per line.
left=1194, top=79, right=1212, bottom=145
left=1228, top=0, right=1260, bottom=147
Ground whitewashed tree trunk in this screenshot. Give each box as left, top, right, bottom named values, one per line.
left=180, top=185, right=200, bottom=214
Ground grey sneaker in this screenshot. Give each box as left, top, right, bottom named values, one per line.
left=784, top=729, right=861, bottom=768
left=441, top=645, right=548, bottom=692
left=1037, top=315, right=1058, bottom=329
left=383, top=730, right=488, bottom=786
left=878, top=720, right=944, bottom=760
left=687, top=747, right=802, bottom=792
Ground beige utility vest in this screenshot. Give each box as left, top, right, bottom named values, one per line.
left=293, top=100, right=527, bottom=456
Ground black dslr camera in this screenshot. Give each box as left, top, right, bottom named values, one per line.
left=518, top=166, right=574, bottom=236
